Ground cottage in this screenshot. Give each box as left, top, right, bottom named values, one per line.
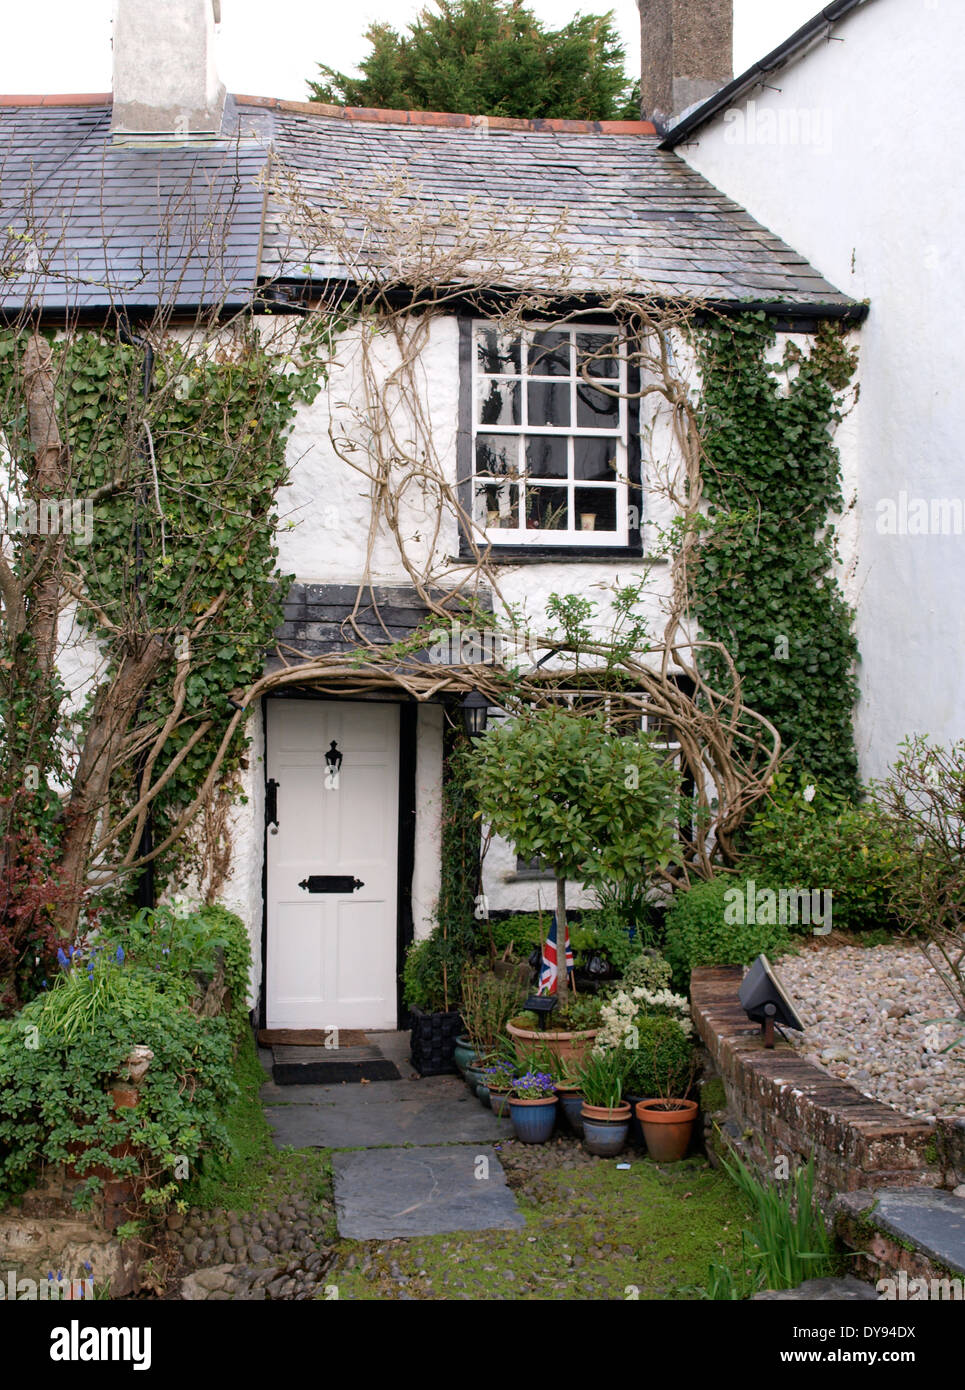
left=0, top=0, right=867, bottom=1032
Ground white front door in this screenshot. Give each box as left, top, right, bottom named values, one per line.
left=266, top=699, right=400, bottom=1030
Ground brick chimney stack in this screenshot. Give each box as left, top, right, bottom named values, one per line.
left=637, top=0, right=733, bottom=130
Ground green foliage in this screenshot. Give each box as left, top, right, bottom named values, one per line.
left=694, top=316, right=860, bottom=797
left=577, top=1047, right=626, bottom=1108
left=460, top=966, right=525, bottom=1055
left=663, top=876, right=791, bottom=984
left=468, top=706, right=681, bottom=891
left=742, top=772, right=906, bottom=934
left=613, top=950, right=673, bottom=995
left=716, top=1149, right=834, bottom=1293
left=436, top=733, right=482, bottom=957
left=402, top=931, right=465, bottom=1013
left=102, top=903, right=252, bottom=1028
left=572, top=904, right=645, bottom=974
left=0, top=322, right=328, bottom=901
left=488, top=913, right=546, bottom=956
left=618, top=1014, right=695, bottom=1099
left=0, top=961, right=236, bottom=1210
left=309, top=0, right=639, bottom=121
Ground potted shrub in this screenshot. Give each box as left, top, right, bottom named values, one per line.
left=507, top=1070, right=559, bottom=1144
left=404, top=933, right=465, bottom=1077
left=632, top=1019, right=700, bottom=1162
left=467, top=705, right=680, bottom=1052
left=578, top=1050, right=631, bottom=1157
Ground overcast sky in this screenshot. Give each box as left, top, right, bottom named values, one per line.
left=0, top=1, right=821, bottom=98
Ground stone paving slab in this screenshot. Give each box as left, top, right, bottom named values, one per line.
left=332, top=1145, right=525, bottom=1239
left=850, top=1189, right=965, bottom=1274
left=260, top=1076, right=468, bottom=1106
left=265, top=1090, right=513, bottom=1148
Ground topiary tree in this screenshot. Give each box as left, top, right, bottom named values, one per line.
left=466, top=706, right=681, bottom=1009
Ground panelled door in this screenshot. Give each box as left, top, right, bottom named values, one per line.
left=265, top=699, right=400, bottom=1030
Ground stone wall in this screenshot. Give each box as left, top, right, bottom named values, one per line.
left=691, top=966, right=944, bottom=1204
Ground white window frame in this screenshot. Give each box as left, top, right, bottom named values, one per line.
left=471, top=320, right=629, bottom=547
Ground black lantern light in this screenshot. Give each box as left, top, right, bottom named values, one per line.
left=739, top=954, right=805, bottom=1048
left=325, top=740, right=343, bottom=774
left=461, top=690, right=489, bottom=739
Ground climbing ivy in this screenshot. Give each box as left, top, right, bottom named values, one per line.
left=693, top=314, right=860, bottom=798
left=0, top=319, right=330, bottom=899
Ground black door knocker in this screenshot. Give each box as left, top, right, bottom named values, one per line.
left=324, top=740, right=342, bottom=790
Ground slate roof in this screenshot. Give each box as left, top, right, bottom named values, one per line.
left=0, top=98, right=271, bottom=314
left=0, top=94, right=857, bottom=316
left=259, top=101, right=854, bottom=311
left=270, top=581, right=493, bottom=668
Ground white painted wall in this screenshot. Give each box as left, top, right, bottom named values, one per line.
left=674, top=0, right=965, bottom=778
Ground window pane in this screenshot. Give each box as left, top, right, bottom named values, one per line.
left=574, top=437, right=618, bottom=481
left=525, top=435, right=568, bottom=479
left=577, top=333, right=620, bottom=379
left=528, top=380, right=570, bottom=427
left=475, top=480, right=519, bottom=529
left=529, top=330, right=571, bottom=376
left=476, top=328, right=521, bottom=374
left=526, top=486, right=568, bottom=531
left=575, top=487, right=617, bottom=533
left=478, top=378, right=520, bottom=426
left=476, top=433, right=518, bottom=477
left=576, top=382, right=619, bottom=429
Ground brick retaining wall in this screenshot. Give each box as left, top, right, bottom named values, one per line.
left=691, top=966, right=944, bottom=1202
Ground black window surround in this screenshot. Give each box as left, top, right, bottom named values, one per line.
left=457, top=317, right=643, bottom=559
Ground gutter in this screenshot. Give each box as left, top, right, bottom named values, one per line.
left=659, top=0, right=873, bottom=150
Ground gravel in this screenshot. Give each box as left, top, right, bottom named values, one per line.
left=775, top=942, right=965, bottom=1120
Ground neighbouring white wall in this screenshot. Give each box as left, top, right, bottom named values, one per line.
left=674, top=0, right=965, bottom=779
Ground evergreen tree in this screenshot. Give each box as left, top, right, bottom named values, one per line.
left=309, top=0, right=640, bottom=121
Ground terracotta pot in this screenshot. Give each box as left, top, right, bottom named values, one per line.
left=506, top=1019, right=598, bottom=1068
left=635, top=1098, right=698, bottom=1162
left=488, top=1089, right=512, bottom=1118
left=580, top=1101, right=631, bottom=1124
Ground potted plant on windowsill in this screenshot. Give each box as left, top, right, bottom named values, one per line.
left=507, top=1070, right=559, bottom=1144
left=466, top=704, right=681, bottom=1059
left=578, top=1050, right=631, bottom=1157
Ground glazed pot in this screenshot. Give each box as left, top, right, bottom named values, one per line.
left=508, top=1095, right=558, bottom=1143
left=488, top=1089, right=512, bottom=1119
left=623, top=1093, right=646, bottom=1148
left=635, top=1098, right=698, bottom=1162
left=507, top=1018, right=598, bottom=1068
left=463, top=1055, right=492, bottom=1095
left=556, top=1087, right=586, bottom=1137
left=453, top=1034, right=475, bottom=1075
left=580, top=1100, right=631, bottom=1157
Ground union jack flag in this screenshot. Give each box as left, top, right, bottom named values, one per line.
left=538, top=913, right=574, bottom=994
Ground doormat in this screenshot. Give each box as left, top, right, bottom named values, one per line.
left=257, top=1029, right=370, bottom=1048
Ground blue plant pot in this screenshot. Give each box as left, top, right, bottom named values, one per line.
left=508, top=1097, right=558, bottom=1144
left=453, top=1035, right=475, bottom=1075
left=489, top=1091, right=512, bottom=1119
left=623, top=1094, right=646, bottom=1148
left=558, top=1091, right=585, bottom=1137
left=582, top=1117, right=629, bottom=1158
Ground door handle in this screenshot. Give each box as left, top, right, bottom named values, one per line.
left=266, top=778, right=279, bottom=834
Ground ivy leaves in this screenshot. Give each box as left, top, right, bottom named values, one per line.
left=694, top=316, right=860, bottom=798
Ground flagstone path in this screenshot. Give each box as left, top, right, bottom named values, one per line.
left=262, top=1032, right=523, bottom=1239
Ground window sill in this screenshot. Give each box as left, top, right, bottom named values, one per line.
left=453, top=545, right=658, bottom=565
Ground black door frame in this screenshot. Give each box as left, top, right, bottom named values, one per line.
left=259, top=691, right=418, bottom=1031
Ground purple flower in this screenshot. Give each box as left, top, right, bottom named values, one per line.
left=56, top=948, right=68, bottom=968
left=115, top=945, right=125, bottom=964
